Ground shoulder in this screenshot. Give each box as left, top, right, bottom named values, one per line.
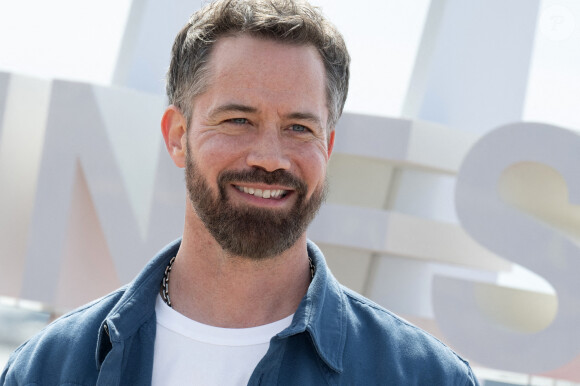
left=1, top=287, right=126, bottom=385
left=339, top=286, right=478, bottom=384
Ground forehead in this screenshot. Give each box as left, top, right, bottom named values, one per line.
left=210, top=34, right=325, bottom=83
left=200, top=34, right=328, bottom=119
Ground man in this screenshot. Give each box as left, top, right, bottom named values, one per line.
left=2, top=0, right=479, bottom=385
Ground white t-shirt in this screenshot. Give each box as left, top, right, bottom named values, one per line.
left=152, top=294, right=293, bottom=385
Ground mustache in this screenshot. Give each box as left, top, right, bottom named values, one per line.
left=218, top=168, right=307, bottom=194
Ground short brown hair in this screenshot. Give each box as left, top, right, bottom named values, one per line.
left=166, top=0, right=350, bottom=130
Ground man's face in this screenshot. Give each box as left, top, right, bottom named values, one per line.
left=184, top=34, right=334, bottom=259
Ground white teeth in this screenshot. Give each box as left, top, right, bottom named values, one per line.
left=236, top=186, right=286, bottom=199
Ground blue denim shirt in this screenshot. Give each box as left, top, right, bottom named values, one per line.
left=2, top=239, right=479, bottom=385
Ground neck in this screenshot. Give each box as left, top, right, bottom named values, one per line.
left=167, top=211, right=312, bottom=328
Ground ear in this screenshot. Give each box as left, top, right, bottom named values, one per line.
left=161, top=105, right=187, bottom=168
left=327, top=129, right=335, bottom=158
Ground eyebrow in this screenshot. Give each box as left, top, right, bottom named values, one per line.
left=208, top=103, right=258, bottom=117
left=284, top=112, right=323, bottom=128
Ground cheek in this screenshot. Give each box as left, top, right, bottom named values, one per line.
left=294, top=145, right=329, bottom=191
left=194, top=135, right=248, bottom=169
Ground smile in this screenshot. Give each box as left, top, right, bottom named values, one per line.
left=234, top=185, right=289, bottom=199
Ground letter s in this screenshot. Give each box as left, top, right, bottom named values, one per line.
left=433, top=122, right=580, bottom=373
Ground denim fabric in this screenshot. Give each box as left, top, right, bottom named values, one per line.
left=2, top=239, right=479, bottom=385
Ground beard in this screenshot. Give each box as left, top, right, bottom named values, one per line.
left=185, top=150, right=327, bottom=259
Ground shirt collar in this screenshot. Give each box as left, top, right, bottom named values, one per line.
left=277, top=240, right=346, bottom=373
left=96, top=239, right=179, bottom=369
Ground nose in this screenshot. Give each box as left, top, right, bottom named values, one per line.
left=246, top=129, right=291, bottom=172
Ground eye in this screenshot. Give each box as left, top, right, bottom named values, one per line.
left=291, top=124, right=309, bottom=132
left=229, top=118, right=248, bottom=125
